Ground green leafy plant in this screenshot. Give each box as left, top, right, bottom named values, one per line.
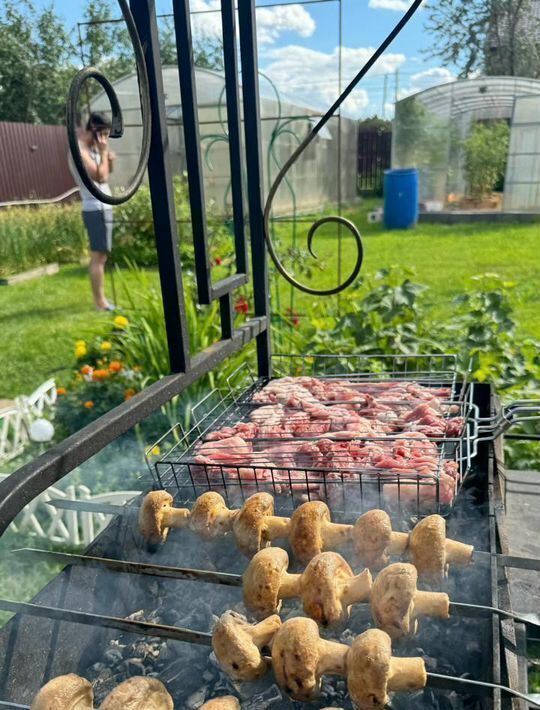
left=450, top=274, right=540, bottom=387
left=463, top=121, right=510, bottom=200
left=54, top=316, right=145, bottom=437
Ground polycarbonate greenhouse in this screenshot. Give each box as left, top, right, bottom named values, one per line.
left=392, top=76, right=540, bottom=212
left=91, top=66, right=358, bottom=216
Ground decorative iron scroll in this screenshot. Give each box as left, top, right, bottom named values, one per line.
left=262, top=0, right=424, bottom=296
left=66, top=0, right=151, bottom=206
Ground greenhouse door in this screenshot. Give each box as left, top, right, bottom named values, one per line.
left=503, top=95, right=540, bottom=211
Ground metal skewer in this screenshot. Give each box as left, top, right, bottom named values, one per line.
left=426, top=673, right=540, bottom=706
left=14, top=548, right=242, bottom=587
left=0, top=598, right=213, bottom=646
left=44, top=498, right=540, bottom=573
left=14, top=548, right=540, bottom=631
left=0, top=596, right=538, bottom=708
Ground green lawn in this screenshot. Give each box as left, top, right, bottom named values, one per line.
left=0, top=264, right=160, bottom=399
left=1, top=201, right=539, bottom=399
left=273, top=200, right=540, bottom=339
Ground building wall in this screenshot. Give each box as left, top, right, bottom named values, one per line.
left=0, top=122, right=76, bottom=203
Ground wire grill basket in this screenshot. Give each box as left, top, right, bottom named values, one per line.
left=147, top=354, right=481, bottom=518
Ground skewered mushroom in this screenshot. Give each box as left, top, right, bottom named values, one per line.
left=347, top=628, right=427, bottom=708
left=200, top=697, right=240, bottom=709
left=30, top=673, right=93, bottom=710
left=31, top=675, right=173, bottom=710
left=100, top=677, right=173, bottom=709
left=289, top=501, right=351, bottom=563
left=232, top=492, right=290, bottom=557
left=139, top=491, right=289, bottom=556
left=138, top=492, right=473, bottom=581
left=242, top=547, right=372, bottom=625
left=408, top=514, right=473, bottom=582
left=212, top=610, right=282, bottom=681
left=371, top=563, right=449, bottom=639
left=271, top=617, right=426, bottom=707
left=138, top=490, right=190, bottom=547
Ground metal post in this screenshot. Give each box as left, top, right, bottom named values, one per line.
left=130, top=0, right=190, bottom=372
left=172, top=0, right=212, bottom=305
left=238, top=0, right=272, bottom=377
left=221, top=0, right=249, bottom=275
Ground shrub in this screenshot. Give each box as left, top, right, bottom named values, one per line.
left=464, top=121, right=510, bottom=200
left=0, top=204, right=86, bottom=277
left=0, top=175, right=234, bottom=276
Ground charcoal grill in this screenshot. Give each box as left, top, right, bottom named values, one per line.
left=0, top=0, right=538, bottom=708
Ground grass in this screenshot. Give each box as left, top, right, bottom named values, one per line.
left=0, top=264, right=160, bottom=399
left=1, top=199, right=539, bottom=398
left=272, top=199, right=540, bottom=340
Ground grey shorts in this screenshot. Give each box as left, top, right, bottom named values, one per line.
left=83, top=209, right=113, bottom=253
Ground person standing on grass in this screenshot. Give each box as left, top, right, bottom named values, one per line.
left=69, top=112, right=116, bottom=311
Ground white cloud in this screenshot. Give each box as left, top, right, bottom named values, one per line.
left=263, top=44, right=406, bottom=116
left=410, top=66, right=455, bottom=89
left=257, top=5, right=316, bottom=44
left=189, top=1, right=316, bottom=46
left=395, top=66, right=454, bottom=103
left=368, top=0, right=426, bottom=10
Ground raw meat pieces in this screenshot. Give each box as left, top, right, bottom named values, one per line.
left=189, top=376, right=466, bottom=509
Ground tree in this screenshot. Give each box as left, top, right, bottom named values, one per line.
left=33, top=6, right=74, bottom=124
left=0, top=1, right=35, bottom=122
left=158, top=17, right=225, bottom=71
left=0, top=1, right=74, bottom=123
left=80, top=0, right=134, bottom=85
left=357, top=116, right=392, bottom=135
left=424, top=0, right=540, bottom=78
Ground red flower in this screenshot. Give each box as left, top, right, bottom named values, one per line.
left=234, top=297, right=249, bottom=314
left=215, top=256, right=222, bottom=266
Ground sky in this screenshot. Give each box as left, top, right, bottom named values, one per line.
left=36, top=0, right=456, bottom=118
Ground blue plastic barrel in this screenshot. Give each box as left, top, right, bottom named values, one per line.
left=383, top=168, right=419, bottom=229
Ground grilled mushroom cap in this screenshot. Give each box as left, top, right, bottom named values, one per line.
left=371, top=563, right=418, bottom=639
left=243, top=547, right=290, bottom=617
left=301, top=551, right=356, bottom=627
left=190, top=491, right=233, bottom=539
left=271, top=617, right=323, bottom=701
left=212, top=610, right=281, bottom=681
left=408, top=514, right=447, bottom=582
left=139, top=490, right=174, bottom=545
left=100, top=677, right=173, bottom=709
left=232, top=492, right=276, bottom=557
left=347, top=629, right=393, bottom=709
left=353, top=509, right=393, bottom=568
left=199, top=697, right=240, bottom=709
left=30, top=673, right=93, bottom=710
left=289, top=501, right=332, bottom=563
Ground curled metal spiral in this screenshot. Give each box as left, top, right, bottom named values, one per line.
left=66, top=0, right=151, bottom=206
left=263, top=0, right=424, bottom=296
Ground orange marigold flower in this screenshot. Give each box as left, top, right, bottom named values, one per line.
left=56, top=387, right=66, bottom=396
left=81, top=365, right=93, bottom=375
left=83, top=401, right=94, bottom=409
left=109, top=360, right=123, bottom=374
left=92, top=368, right=109, bottom=381
left=124, top=388, right=136, bottom=400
